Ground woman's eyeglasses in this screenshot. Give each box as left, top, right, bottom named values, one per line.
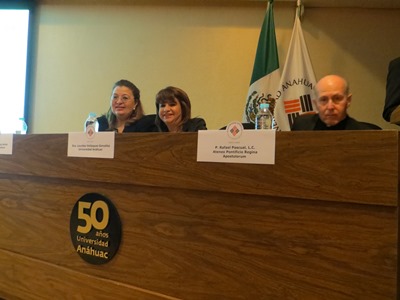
left=111, top=95, right=133, bottom=103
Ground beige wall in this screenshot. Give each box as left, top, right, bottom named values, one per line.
left=31, top=2, right=400, bottom=133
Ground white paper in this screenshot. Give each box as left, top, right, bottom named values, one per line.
left=0, top=134, right=13, bottom=155
left=197, top=122, right=275, bottom=164
left=68, top=132, right=115, bottom=159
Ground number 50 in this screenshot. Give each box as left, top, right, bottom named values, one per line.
left=77, top=200, right=109, bottom=234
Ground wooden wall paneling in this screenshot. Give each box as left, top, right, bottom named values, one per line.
left=0, top=250, right=176, bottom=300
left=0, top=131, right=398, bottom=299
left=3, top=131, right=398, bottom=205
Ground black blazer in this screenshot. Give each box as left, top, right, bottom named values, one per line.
left=291, top=114, right=381, bottom=130
left=97, top=114, right=157, bottom=132
left=157, top=117, right=207, bottom=132
left=383, top=57, right=400, bottom=122
left=182, top=118, right=207, bottom=132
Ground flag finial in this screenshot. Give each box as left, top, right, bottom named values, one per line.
left=297, top=0, right=304, bottom=19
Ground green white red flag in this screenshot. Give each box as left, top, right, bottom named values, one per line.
left=243, top=0, right=280, bottom=124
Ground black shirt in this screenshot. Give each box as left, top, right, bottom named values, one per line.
left=97, top=114, right=157, bottom=132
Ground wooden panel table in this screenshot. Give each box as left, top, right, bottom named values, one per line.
left=0, top=131, right=398, bottom=299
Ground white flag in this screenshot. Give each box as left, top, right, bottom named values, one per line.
left=274, top=7, right=317, bottom=131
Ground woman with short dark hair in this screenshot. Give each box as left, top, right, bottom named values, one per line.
left=155, top=86, right=207, bottom=132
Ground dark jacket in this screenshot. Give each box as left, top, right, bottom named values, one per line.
left=291, top=114, right=381, bottom=131
left=157, top=117, right=207, bottom=132
left=182, top=118, right=207, bottom=132
left=383, top=57, right=400, bottom=122
left=97, top=114, right=157, bottom=132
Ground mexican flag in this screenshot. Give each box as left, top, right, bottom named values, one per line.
left=243, top=0, right=280, bottom=124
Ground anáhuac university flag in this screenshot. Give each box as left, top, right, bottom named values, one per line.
left=274, top=2, right=317, bottom=131
left=243, top=0, right=280, bottom=124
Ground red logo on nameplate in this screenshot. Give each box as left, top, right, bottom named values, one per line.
left=226, top=121, right=243, bottom=139
left=85, top=126, right=96, bottom=139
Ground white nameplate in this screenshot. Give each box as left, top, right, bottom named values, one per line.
left=0, top=134, right=13, bottom=155
left=68, top=132, right=115, bottom=159
left=197, top=121, right=275, bottom=164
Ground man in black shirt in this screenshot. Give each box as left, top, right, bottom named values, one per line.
left=291, top=74, right=380, bottom=130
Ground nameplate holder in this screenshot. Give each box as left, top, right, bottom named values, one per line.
left=0, top=134, right=13, bottom=155
left=197, top=121, right=275, bottom=165
left=68, top=131, right=115, bottom=159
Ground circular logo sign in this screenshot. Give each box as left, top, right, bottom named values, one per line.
left=70, top=193, right=122, bottom=265
left=226, top=121, right=244, bottom=139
